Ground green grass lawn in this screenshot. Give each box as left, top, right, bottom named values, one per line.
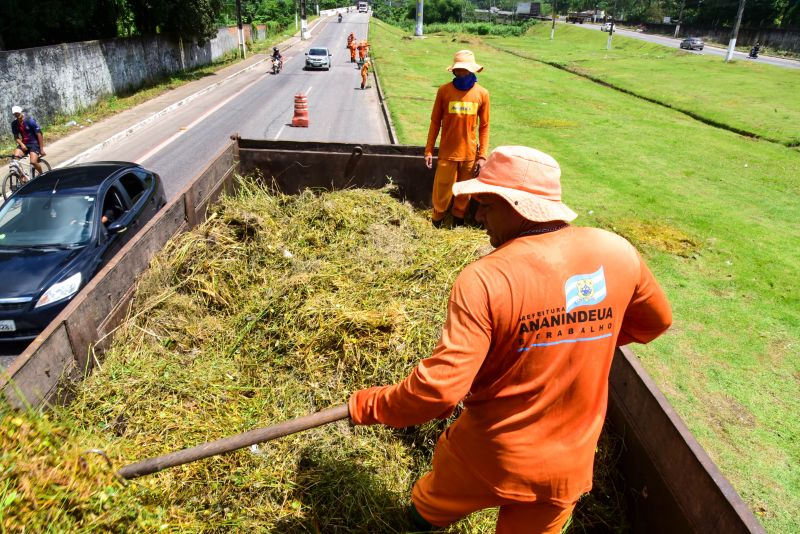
left=370, top=18, right=799, bottom=533
left=488, top=23, right=800, bottom=147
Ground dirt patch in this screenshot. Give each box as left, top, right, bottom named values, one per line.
left=524, top=118, right=579, bottom=129
left=597, top=218, right=700, bottom=257
left=707, top=391, right=757, bottom=431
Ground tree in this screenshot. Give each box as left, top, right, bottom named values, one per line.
left=127, top=0, right=225, bottom=44
left=0, top=0, right=122, bottom=50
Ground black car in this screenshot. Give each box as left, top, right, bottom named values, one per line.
left=680, top=37, right=704, bottom=51
left=0, top=162, right=166, bottom=341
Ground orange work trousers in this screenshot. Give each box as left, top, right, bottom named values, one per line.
left=431, top=159, right=474, bottom=222
left=411, top=439, right=576, bottom=533
left=350, top=47, right=356, bottom=61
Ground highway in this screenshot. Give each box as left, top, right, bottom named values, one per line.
left=576, top=21, right=800, bottom=69
left=0, top=11, right=391, bottom=367
left=84, top=13, right=389, bottom=199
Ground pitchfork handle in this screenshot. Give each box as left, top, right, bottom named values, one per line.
left=117, top=403, right=350, bottom=480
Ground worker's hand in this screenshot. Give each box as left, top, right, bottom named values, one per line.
left=473, top=157, right=486, bottom=177
left=424, top=154, right=433, bottom=169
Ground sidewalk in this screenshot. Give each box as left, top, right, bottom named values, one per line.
left=47, top=22, right=324, bottom=168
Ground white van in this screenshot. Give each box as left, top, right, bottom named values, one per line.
left=358, top=1, right=368, bottom=13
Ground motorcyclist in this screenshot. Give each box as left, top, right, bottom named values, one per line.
left=749, top=42, right=761, bottom=58
left=338, top=12, right=343, bottom=22
left=271, top=47, right=283, bottom=72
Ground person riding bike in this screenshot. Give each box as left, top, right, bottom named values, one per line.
left=10, top=105, right=46, bottom=176
left=271, top=47, right=283, bottom=71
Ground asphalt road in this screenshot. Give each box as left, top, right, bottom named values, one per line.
left=87, top=13, right=388, bottom=199
left=576, top=22, right=800, bottom=69
left=0, top=12, right=389, bottom=367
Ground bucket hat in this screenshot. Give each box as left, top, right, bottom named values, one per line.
left=447, top=50, right=483, bottom=73
left=11, top=105, right=22, bottom=115
left=452, top=146, right=577, bottom=222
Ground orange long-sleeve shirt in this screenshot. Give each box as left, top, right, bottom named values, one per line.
left=424, top=81, right=490, bottom=161
left=350, top=226, right=672, bottom=504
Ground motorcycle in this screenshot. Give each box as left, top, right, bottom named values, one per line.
left=271, top=57, right=282, bottom=74
left=338, top=13, right=343, bottom=23
left=748, top=44, right=761, bottom=59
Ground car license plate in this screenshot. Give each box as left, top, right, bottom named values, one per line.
left=0, top=320, right=16, bottom=332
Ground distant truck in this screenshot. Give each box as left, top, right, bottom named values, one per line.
left=515, top=2, right=541, bottom=18
left=357, top=1, right=368, bottom=13
left=566, top=11, right=591, bottom=23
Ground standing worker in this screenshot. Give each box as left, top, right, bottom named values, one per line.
left=348, top=38, right=357, bottom=63
left=10, top=105, right=46, bottom=175
left=349, top=145, right=673, bottom=533
left=358, top=39, right=367, bottom=62
left=347, top=32, right=355, bottom=48
left=360, top=59, right=371, bottom=90
left=424, top=50, right=490, bottom=228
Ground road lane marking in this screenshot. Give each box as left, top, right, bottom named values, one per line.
left=136, top=75, right=265, bottom=163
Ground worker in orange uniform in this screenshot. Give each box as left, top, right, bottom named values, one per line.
left=347, top=32, right=355, bottom=48
left=349, top=145, right=672, bottom=534
left=362, top=39, right=370, bottom=58
left=348, top=38, right=357, bottom=63
left=360, top=59, right=371, bottom=90
left=424, top=50, right=490, bottom=228
left=358, top=40, right=367, bottom=61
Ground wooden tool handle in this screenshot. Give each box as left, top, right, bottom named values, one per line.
left=117, top=403, right=350, bottom=480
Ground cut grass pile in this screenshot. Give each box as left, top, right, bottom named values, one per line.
left=370, top=19, right=799, bottom=532
left=1, top=183, right=626, bottom=531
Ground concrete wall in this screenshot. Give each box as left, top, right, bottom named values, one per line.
left=0, top=25, right=265, bottom=138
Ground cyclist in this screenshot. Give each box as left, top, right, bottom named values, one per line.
left=11, top=105, right=46, bottom=176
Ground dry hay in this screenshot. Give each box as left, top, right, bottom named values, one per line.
left=1, top=180, right=627, bottom=532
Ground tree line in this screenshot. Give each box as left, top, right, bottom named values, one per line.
left=0, top=0, right=341, bottom=51
left=1, top=0, right=797, bottom=50
left=374, top=0, right=798, bottom=29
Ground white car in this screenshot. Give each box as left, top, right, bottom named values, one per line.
left=600, top=22, right=613, bottom=32
left=305, top=47, right=332, bottom=71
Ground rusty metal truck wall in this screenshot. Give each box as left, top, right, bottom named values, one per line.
left=608, top=347, right=764, bottom=534
left=236, top=138, right=435, bottom=207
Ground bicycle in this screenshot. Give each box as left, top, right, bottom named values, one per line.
left=1, top=153, right=51, bottom=200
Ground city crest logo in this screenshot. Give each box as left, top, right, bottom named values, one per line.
left=564, top=266, right=607, bottom=312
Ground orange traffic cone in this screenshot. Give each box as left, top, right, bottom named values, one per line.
left=292, top=93, right=309, bottom=127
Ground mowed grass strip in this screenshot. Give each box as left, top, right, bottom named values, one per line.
left=370, top=19, right=799, bottom=533
left=488, top=23, right=800, bottom=147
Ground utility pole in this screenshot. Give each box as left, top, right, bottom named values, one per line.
left=300, top=0, right=309, bottom=40
left=674, top=0, right=686, bottom=38
left=725, top=0, right=746, bottom=62
left=607, top=0, right=617, bottom=50
left=415, top=0, right=424, bottom=36
left=235, top=0, right=246, bottom=59
left=551, top=0, right=556, bottom=40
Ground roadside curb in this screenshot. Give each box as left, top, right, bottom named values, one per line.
left=366, top=18, right=398, bottom=145
left=57, top=18, right=327, bottom=169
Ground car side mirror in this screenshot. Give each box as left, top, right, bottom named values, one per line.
left=305, top=52, right=309, bottom=55
left=107, top=221, right=128, bottom=235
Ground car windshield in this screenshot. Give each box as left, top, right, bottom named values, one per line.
left=309, top=48, right=327, bottom=56
left=0, top=194, right=96, bottom=247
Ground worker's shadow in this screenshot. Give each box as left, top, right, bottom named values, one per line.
left=272, top=446, right=415, bottom=533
